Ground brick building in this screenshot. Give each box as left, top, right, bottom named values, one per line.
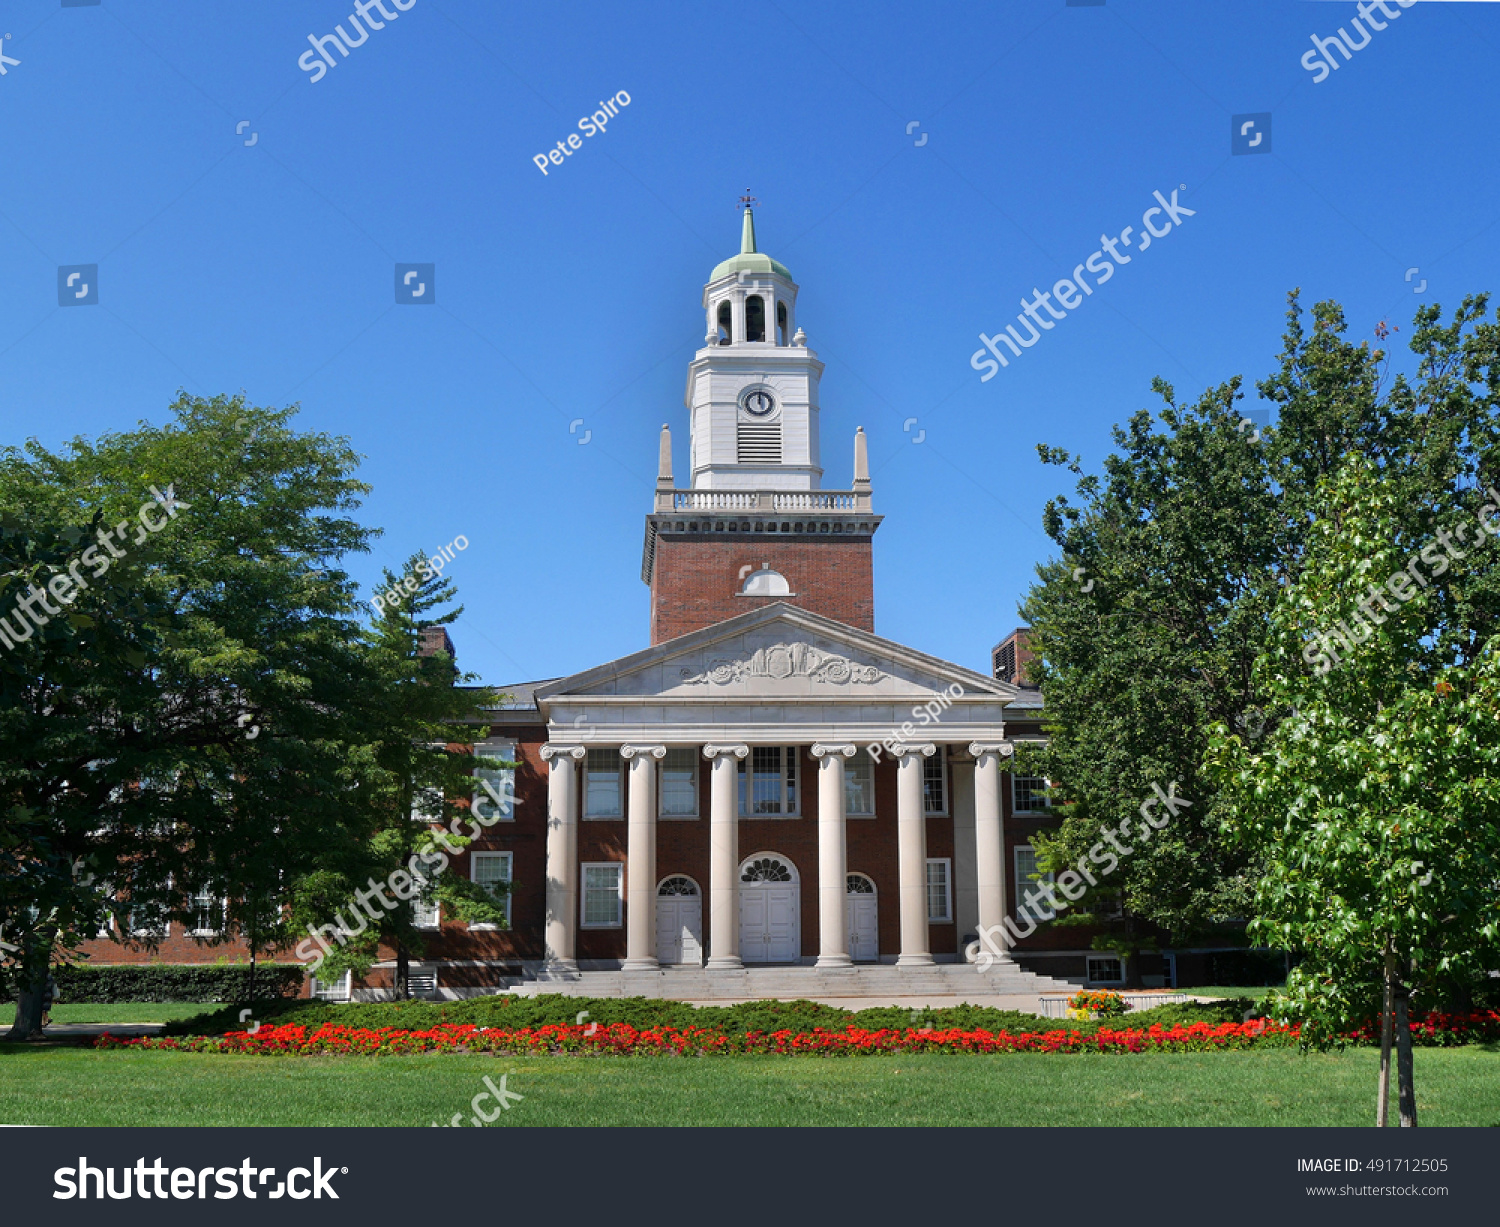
left=77, top=206, right=1178, bottom=998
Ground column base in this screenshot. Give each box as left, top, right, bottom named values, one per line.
left=815, top=953, right=854, bottom=969
left=620, top=958, right=661, bottom=972
left=896, top=953, right=935, bottom=967
left=705, top=957, right=745, bottom=971
left=536, top=959, right=580, bottom=980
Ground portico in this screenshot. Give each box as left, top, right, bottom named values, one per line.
left=533, top=603, right=1022, bottom=976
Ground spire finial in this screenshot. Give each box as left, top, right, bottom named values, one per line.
left=738, top=190, right=758, bottom=254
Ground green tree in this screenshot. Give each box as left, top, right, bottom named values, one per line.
left=1207, top=456, right=1500, bottom=1126
left=1, top=392, right=383, bottom=1038
left=1021, top=293, right=1500, bottom=970
left=290, top=552, right=511, bottom=999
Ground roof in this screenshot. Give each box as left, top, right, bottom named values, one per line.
left=709, top=206, right=792, bottom=281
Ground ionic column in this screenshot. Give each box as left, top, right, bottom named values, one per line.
left=812, top=743, right=855, bottom=968
left=895, top=742, right=937, bottom=967
left=970, top=742, right=1015, bottom=962
left=621, top=744, right=666, bottom=971
left=540, top=744, right=586, bottom=975
left=704, top=743, right=748, bottom=970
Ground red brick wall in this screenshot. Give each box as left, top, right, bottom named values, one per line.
left=649, top=533, right=875, bottom=644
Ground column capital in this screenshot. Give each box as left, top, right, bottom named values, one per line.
left=703, top=743, right=750, bottom=760
left=810, top=743, right=857, bottom=759
left=968, top=741, right=1015, bottom=759
left=541, top=744, right=587, bottom=762
left=620, top=744, right=668, bottom=760
left=891, top=742, right=937, bottom=759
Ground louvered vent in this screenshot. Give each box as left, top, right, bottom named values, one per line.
left=737, top=422, right=782, bottom=464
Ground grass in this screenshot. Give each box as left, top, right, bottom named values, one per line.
left=1186, top=986, right=1283, bottom=1001
left=41, top=1003, right=224, bottom=1024
left=1, top=1045, right=1497, bottom=1126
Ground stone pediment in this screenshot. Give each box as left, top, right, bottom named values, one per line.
left=536, top=605, right=1017, bottom=705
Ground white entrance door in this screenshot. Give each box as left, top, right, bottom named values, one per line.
left=846, top=875, right=878, bottom=961
left=656, top=877, right=703, bottom=966
left=739, top=855, right=800, bottom=963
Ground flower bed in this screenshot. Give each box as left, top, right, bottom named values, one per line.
left=94, top=1018, right=1304, bottom=1057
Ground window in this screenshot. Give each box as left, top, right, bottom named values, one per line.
left=129, top=876, right=170, bottom=938
left=745, top=294, right=765, bottom=342
left=411, top=786, right=443, bottom=823
left=411, top=861, right=440, bottom=930
left=1012, top=775, right=1050, bottom=813
left=923, top=748, right=947, bottom=814
left=190, top=889, right=225, bottom=937
left=584, top=748, right=624, bottom=818
left=582, top=863, right=623, bottom=928
left=469, top=852, right=512, bottom=928
left=1014, top=845, right=1056, bottom=923
left=1087, top=954, right=1125, bottom=985
left=738, top=746, right=798, bottom=815
left=659, top=748, right=698, bottom=818
left=845, top=749, right=875, bottom=816
left=717, top=300, right=732, bottom=344
left=740, top=567, right=790, bottom=596
left=311, top=971, right=351, bottom=1002
left=925, top=859, right=952, bottom=922
left=776, top=300, right=788, bottom=345
left=473, top=740, right=516, bottom=822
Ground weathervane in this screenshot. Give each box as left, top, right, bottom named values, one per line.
left=738, top=190, right=758, bottom=210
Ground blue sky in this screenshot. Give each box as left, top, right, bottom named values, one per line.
left=3, top=0, right=1498, bottom=688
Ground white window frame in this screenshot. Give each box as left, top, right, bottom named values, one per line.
left=1087, top=953, right=1126, bottom=985
left=581, top=862, right=623, bottom=929
left=410, top=860, right=440, bottom=930
left=658, top=747, right=699, bottom=819
left=923, top=747, right=948, bottom=815
left=925, top=858, right=952, bottom=923
left=129, top=874, right=171, bottom=939
left=583, top=748, right=625, bottom=820
left=468, top=851, right=513, bottom=930
left=472, top=739, right=517, bottom=823
left=845, top=749, right=876, bottom=817
left=190, top=889, right=226, bottom=937
left=1011, top=774, right=1050, bottom=814
left=311, top=970, right=352, bottom=1002
left=738, top=746, right=799, bottom=817
left=1014, top=844, right=1056, bottom=923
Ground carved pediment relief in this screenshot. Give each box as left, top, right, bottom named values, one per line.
left=678, top=641, right=882, bottom=686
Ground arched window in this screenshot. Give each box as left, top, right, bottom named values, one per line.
left=740, top=567, right=790, bottom=596
left=658, top=875, right=699, bottom=897
left=745, top=295, right=765, bottom=343
left=846, top=873, right=876, bottom=895
left=776, top=301, right=788, bottom=345
left=741, top=856, right=794, bottom=883
left=717, top=300, right=732, bottom=345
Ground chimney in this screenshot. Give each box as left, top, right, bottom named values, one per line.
left=417, top=625, right=455, bottom=661
left=991, top=627, right=1036, bottom=687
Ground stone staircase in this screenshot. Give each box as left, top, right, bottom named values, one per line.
left=506, top=961, right=1075, bottom=1002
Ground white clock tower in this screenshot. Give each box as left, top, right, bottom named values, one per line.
left=684, top=203, right=823, bottom=490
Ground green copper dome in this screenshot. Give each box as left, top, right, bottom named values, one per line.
left=710, top=207, right=792, bottom=281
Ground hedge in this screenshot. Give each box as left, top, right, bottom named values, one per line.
left=1, top=963, right=305, bottom=1004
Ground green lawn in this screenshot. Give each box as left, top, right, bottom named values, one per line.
left=1181, top=986, right=1281, bottom=1001
left=2, top=1045, right=1498, bottom=1126
left=41, top=1003, right=222, bottom=1024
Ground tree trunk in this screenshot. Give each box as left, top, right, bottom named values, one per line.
left=4, top=939, right=49, bottom=1042
left=1377, top=941, right=1395, bottom=1128
left=245, top=947, right=257, bottom=1005
left=1394, top=981, right=1417, bottom=1128
left=395, top=945, right=409, bottom=1000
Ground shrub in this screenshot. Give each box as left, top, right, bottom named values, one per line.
left=1, top=963, right=303, bottom=1005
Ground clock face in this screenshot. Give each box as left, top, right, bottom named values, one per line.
left=742, top=388, right=776, bottom=418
